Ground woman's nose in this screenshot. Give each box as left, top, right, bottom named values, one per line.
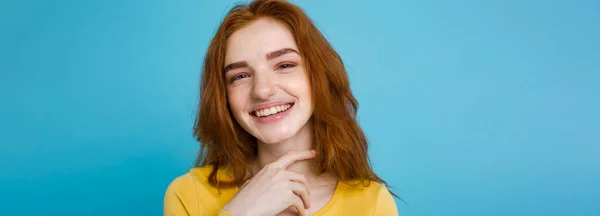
left=251, top=70, right=277, bottom=100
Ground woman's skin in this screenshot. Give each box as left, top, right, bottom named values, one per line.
left=222, top=18, right=338, bottom=216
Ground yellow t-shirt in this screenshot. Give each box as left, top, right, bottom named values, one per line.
left=164, top=166, right=399, bottom=216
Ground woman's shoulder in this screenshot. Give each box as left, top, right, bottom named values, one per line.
left=163, top=165, right=237, bottom=215
left=164, top=166, right=210, bottom=198
left=334, top=180, right=399, bottom=215
left=337, top=180, right=391, bottom=198
left=165, top=165, right=234, bottom=193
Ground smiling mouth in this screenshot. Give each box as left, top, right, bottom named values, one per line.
left=250, top=103, right=294, bottom=117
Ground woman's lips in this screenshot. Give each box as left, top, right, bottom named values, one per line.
left=251, top=103, right=294, bottom=124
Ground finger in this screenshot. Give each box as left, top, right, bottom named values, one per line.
left=281, top=170, right=309, bottom=196
left=290, top=181, right=311, bottom=209
left=291, top=195, right=308, bottom=216
left=269, top=150, right=316, bottom=169
left=240, top=179, right=251, bottom=189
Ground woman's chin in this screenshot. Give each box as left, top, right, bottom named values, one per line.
left=255, top=131, right=295, bottom=145
left=256, top=136, right=290, bottom=145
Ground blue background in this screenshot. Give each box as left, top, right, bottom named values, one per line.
left=1, top=0, right=598, bottom=215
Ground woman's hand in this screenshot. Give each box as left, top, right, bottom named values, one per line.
left=222, top=150, right=316, bottom=216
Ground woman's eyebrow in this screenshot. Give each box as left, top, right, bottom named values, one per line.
left=266, top=48, right=299, bottom=60
left=224, top=61, right=248, bottom=73
left=224, top=48, right=298, bottom=73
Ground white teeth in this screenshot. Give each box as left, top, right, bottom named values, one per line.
left=254, top=104, right=292, bottom=117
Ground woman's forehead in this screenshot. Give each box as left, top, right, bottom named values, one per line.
left=225, top=18, right=299, bottom=64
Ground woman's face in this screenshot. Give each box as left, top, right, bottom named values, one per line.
left=224, top=18, right=313, bottom=144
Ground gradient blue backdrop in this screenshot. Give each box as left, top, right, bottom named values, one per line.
left=1, top=0, right=598, bottom=215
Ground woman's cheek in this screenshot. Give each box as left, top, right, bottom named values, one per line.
left=227, top=89, right=246, bottom=112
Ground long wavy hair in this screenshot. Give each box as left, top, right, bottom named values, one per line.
left=194, top=0, right=391, bottom=192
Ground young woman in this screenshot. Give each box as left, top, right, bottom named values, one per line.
left=164, top=0, right=398, bottom=215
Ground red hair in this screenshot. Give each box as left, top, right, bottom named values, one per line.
left=194, top=0, right=391, bottom=192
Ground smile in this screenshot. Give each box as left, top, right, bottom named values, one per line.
left=253, top=103, right=293, bottom=117
left=250, top=102, right=295, bottom=124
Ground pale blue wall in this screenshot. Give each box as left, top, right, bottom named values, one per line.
left=1, top=0, right=598, bottom=215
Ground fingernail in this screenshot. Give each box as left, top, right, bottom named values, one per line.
left=311, top=150, right=316, bottom=154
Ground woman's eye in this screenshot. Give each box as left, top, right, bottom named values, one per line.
left=231, top=74, right=249, bottom=82
left=278, top=64, right=295, bottom=70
